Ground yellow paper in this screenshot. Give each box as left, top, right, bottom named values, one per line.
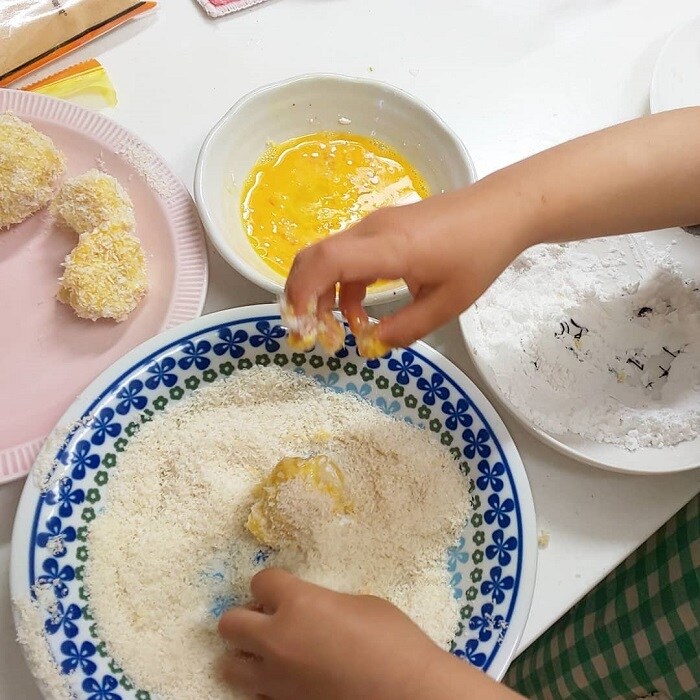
left=23, top=60, right=117, bottom=109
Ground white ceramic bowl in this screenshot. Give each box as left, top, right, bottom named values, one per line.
left=194, top=73, right=477, bottom=305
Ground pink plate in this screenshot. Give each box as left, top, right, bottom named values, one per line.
left=0, top=90, right=208, bottom=483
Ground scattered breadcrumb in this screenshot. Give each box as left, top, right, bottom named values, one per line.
left=85, top=367, right=470, bottom=700
left=117, top=140, right=176, bottom=199
left=0, top=112, right=66, bottom=229
left=52, top=169, right=135, bottom=235
left=538, top=529, right=550, bottom=549
left=337, top=116, right=352, bottom=125
left=58, top=221, right=148, bottom=321
left=32, top=416, right=94, bottom=492
left=13, top=596, right=74, bottom=700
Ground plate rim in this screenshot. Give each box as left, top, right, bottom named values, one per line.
left=0, top=88, right=209, bottom=484
left=11, top=303, right=537, bottom=686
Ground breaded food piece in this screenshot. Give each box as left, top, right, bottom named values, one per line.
left=246, top=455, right=353, bottom=549
left=0, top=112, right=66, bottom=229
left=355, top=322, right=391, bottom=359
left=58, top=221, right=149, bottom=322
left=52, top=168, right=135, bottom=235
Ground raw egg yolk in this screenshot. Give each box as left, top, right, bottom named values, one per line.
left=240, top=131, right=429, bottom=281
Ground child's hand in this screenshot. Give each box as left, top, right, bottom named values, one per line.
left=218, top=568, right=441, bottom=699
left=284, top=187, right=531, bottom=348
left=218, top=568, right=523, bottom=700
left=285, top=108, right=700, bottom=349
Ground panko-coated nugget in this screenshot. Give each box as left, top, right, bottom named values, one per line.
left=58, top=221, right=149, bottom=322
left=52, top=169, right=135, bottom=235
left=0, top=112, right=66, bottom=229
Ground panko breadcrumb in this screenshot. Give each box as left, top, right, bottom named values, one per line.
left=58, top=221, right=149, bottom=322
left=0, top=112, right=66, bottom=229
left=52, top=168, right=135, bottom=234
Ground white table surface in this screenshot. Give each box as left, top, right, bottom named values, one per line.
left=2, top=1, right=700, bottom=697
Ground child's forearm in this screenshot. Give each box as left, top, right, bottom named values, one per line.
left=475, top=107, right=700, bottom=249
left=416, top=650, right=525, bottom=700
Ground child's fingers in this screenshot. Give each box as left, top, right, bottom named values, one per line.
left=339, top=281, right=371, bottom=333
left=250, top=568, right=296, bottom=610
left=218, top=608, right=269, bottom=655
left=378, top=287, right=458, bottom=348
left=316, top=285, right=336, bottom=317
left=217, top=649, right=262, bottom=694
left=285, top=223, right=406, bottom=317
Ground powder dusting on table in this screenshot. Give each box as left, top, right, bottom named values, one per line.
left=469, top=239, right=700, bottom=450
left=84, top=367, right=469, bottom=699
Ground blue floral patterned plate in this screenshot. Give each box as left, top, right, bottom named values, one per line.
left=11, top=304, right=536, bottom=697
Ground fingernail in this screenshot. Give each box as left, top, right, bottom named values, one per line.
left=346, top=313, right=365, bottom=335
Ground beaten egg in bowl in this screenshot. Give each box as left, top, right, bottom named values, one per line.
left=194, top=74, right=477, bottom=305
left=240, top=131, right=429, bottom=284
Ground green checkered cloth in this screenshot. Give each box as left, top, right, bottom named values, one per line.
left=505, top=495, right=699, bottom=699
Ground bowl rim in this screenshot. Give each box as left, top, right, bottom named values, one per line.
left=11, top=303, right=536, bottom=688
left=193, top=72, right=478, bottom=306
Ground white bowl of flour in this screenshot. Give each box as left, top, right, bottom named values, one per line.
left=460, top=231, right=700, bottom=474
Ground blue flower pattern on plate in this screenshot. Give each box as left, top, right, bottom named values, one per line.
left=37, top=558, right=75, bottom=598
left=484, top=493, right=515, bottom=529
left=60, top=640, right=97, bottom=675
left=67, top=440, right=100, bottom=480
left=44, top=478, right=84, bottom=518
left=36, top=517, right=76, bottom=557
left=454, top=639, right=487, bottom=668
left=145, top=357, right=178, bottom=390
left=481, top=566, right=515, bottom=605
left=25, top=315, right=527, bottom=693
left=447, top=537, right=469, bottom=572
left=388, top=351, right=422, bottom=385
left=249, top=321, right=285, bottom=353
left=442, top=398, right=473, bottom=430
left=450, top=570, right=464, bottom=599
left=485, top=529, right=518, bottom=566
left=314, top=373, right=341, bottom=392
left=210, top=594, right=236, bottom=619
left=178, top=340, right=212, bottom=371
left=463, top=428, right=492, bottom=459
left=468, top=602, right=505, bottom=643
left=375, top=396, right=400, bottom=415
left=45, top=601, right=81, bottom=637
left=89, top=409, right=121, bottom=446
left=115, top=380, right=146, bottom=415
left=82, top=675, right=121, bottom=700
left=346, top=382, right=371, bottom=398
left=417, top=372, right=449, bottom=405
left=213, top=327, right=248, bottom=359
left=476, top=459, right=505, bottom=493
left=253, top=548, right=271, bottom=566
